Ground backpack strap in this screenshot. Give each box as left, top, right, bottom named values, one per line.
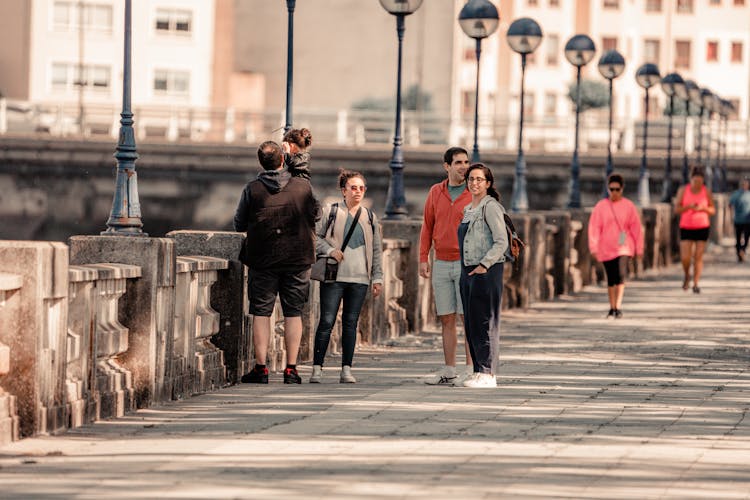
left=323, top=202, right=338, bottom=237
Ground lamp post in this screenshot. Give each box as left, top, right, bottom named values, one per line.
left=284, top=0, right=296, bottom=133
left=679, top=79, right=697, bottom=185
left=103, top=0, right=144, bottom=235
left=506, top=17, right=542, bottom=213
left=564, top=34, right=596, bottom=208
left=635, top=63, right=661, bottom=206
left=720, top=99, right=732, bottom=192
left=688, top=83, right=704, bottom=167
left=379, top=0, right=424, bottom=220
left=597, top=49, right=625, bottom=198
left=459, top=0, right=500, bottom=163
left=660, top=72, right=685, bottom=201
left=708, top=93, right=722, bottom=192
left=700, top=88, right=714, bottom=187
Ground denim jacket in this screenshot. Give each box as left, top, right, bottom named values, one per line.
left=460, top=195, right=509, bottom=269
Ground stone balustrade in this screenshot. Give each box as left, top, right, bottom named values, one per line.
left=0, top=195, right=734, bottom=445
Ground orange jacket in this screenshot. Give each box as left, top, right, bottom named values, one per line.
left=419, top=180, right=472, bottom=263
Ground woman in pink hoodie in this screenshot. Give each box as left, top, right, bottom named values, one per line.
left=588, top=174, right=644, bottom=318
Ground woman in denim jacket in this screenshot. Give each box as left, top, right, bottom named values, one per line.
left=458, top=163, right=509, bottom=388
left=311, top=169, right=383, bottom=384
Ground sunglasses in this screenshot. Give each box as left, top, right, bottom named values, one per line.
left=608, top=186, right=622, bottom=192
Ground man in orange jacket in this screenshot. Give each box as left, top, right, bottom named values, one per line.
left=420, top=147, right=474, bottom=385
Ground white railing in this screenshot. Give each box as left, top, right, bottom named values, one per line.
left=2, top=98, right=749, bottom=156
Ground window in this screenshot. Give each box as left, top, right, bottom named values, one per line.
left=461, top=90, right=475, bottom=117
left=602, top=37, right=618, bottom=51
left=528, top=0, right=538, bottom=5
left=675, top=40, right=691, bottom=68
left=734, top=0, right=745, bottom=5
left=546, top=35, right=559, bottom=65
left=646, top=0, right=662, bottom=11
left=51, top=62, right=110, bottom=91
left=154, top=9, right=192, bottom=34
left=644, top=39, right=661, bottom=64
left=603, top=0, right=619, bottom=8
left=549, top=0, right=559, bottom=6
left=52, top=1, right=112, bottom=32
left=676, top=0, right=693, bottom=13
left=706, top=41, right=719, bottom=62
left=153, top=70, right=190, bottom=95
left=544, top=93, right=557, bottom=116
left=523, top=93, right=535, bottom=115
left=731, top=42, right=743, bottom=62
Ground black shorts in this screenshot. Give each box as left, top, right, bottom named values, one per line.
left=248, top=266, right=310, bottom=317
left=602, top=256, right=629, bottom=287
left=680, top=227, right=710, bottom=241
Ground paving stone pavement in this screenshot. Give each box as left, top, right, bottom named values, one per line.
left=1, top=250, right=749, bottom=499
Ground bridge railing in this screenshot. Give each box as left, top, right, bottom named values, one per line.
left=0, top=195, right=732, bottom=445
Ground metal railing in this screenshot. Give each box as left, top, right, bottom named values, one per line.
left=2, top=98, right=749, bottom=156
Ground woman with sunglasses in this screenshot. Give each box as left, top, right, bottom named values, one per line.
left=675, top=166, right=715, bottom=293
left=588, top=173, right=643, bottom=318
left=588, top=174, right=643, bottom=319
left=457, top=163, right=509, bottom=388
left=310, top=169, right=383, bottom=384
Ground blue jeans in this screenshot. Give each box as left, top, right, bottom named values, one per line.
left=313, top=282, right=369, bottom=367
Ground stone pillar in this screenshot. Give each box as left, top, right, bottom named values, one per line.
left=166, top=231, right=250, bottom=383
left=0, top=272, right=22, bottom=445
left=381, top=220, right=421, bottom=334
left=69, top=236, right=175, bottom=408
left=543, top=211, right=572, bottom=297
left=0, top=241, right=68, bottom=438
left=370, top=239, right=409, bottom=344
left=90, top=264, right=141, bottom=419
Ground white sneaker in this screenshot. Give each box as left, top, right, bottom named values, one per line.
left=310, top=365, right=323, bottom=383
left=424, top=367, right=456, bottom=385
left=340, top=365, right=356, bottom=384
left=462, top=373, right=497, bottom=388
left=452, top=367, right=474, bottom=386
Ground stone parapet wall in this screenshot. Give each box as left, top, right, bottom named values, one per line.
left=0, top=195, right=733, bottom=444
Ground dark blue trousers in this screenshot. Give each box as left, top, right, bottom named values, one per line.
left=459, top=262, right=504, bottom=374
left=313, top=281, right=369, bottom=367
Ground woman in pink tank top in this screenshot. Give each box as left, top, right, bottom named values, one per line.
left=675, top=166, right=715, bottom=293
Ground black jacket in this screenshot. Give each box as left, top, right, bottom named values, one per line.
left=233, top=168, right=320, bottom=270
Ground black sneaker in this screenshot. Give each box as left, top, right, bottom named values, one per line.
left=606, top=308, right=615, bottom=318
left=283, top=367, right=302, bottom=384
left=241, top=366, right=268, bottom=384
left=614, top=309, right=623, bottom=319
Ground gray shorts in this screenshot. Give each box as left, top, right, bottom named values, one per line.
left=431, top=259, right=463, bottom=316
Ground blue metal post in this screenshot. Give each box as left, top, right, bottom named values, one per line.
left=602, top=77, right=614, bottom=199
left=637, top=87, right=651, bottom=206
left=661, top=94, right=674, bottom=201
left=471, top=38, right=482, bottom=163
left=284, top=0, right=296, bottom=134
left=103, top=0, right=144, bottom=235
left=511, top=53, right=528, bottom=212
left=567, top=65, right=583, bottom=208
left=384, top=14, right=408, bottom=220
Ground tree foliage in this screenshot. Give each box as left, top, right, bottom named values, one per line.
left=351, top=84, right=433, bottom=112
left=567, top=79, right=609, bottom=112
left=663, top=98, right=701, bottom=117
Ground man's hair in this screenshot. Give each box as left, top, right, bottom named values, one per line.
left=257, top=141, right=283, bottom=170
left=607, top=173, right=624, bottom=187
left=443, top=147, right=469, bottom=165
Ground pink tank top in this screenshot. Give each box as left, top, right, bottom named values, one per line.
left=679, top=185, right=710, bottom=229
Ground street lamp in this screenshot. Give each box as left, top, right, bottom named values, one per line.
left=506, top=17, right=543, bottom=213
left=720, top=99, right=732, bottom=192
left=709, top=93, right=724, bottom=192
left=700, top=88, right=714, bottom=187
left=688, top=83, right=704, bottom=167
left=459, top=0, right=500, bottom=163
left=679, top=79, right=697, bottom=185
left=660, top=72, right=685, bottom=201
left=284, top=0, right=296, bottom=133
left=103, top=0, right=144, bottom=235
left=379, top=0, right=424, bottom=220
left=635, top=63, right=661, bottom=206
left=564, top=34, right=596, bottom=208
left=597, top=49, right=626, bottom=198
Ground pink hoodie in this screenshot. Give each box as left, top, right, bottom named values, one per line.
left=588, top=198, right=644, bottom=262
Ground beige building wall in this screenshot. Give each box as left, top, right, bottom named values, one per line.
left=0, top=0, right=33, bottom=99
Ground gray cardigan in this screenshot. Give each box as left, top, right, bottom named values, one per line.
left=460, top=195, right=509, bottom=269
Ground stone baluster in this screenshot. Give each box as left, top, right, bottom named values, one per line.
left=0, top=272, right=22, bottom=445
left=568, top=219, right=584, bottom=293
left=172, top=258, right=196, bottom=399
left=90, top=264, right=141, bottom=419
left=369, top=239, right=409, bottom=345
left=66, top=265, right=99, bottom=428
